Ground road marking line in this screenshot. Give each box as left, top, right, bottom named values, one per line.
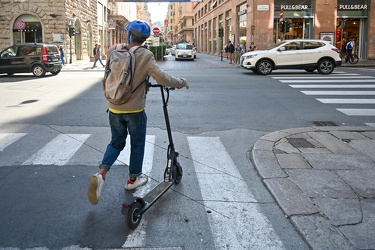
left=22, top=134, right=90, bottom=166
left=187, top=136, right=284, bottom=250
left=0, top=133, right=27, bottom=151
left=282, top=79, right=375, bottom=83
left=317, top=99, right=375, bottom=104
left=337, top=109, right=375, bottom=116
left=290, top=84, right=375, bottom=88
left=274, top=75, right=365, bottom=79
left=302, top=91, right=375, bottom=95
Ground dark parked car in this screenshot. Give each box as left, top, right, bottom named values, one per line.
left=0, top=43, right=62, bottom=77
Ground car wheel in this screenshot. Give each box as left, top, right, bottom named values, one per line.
left=305, top=68, right=316, bottom=72
left=32, top=65, right=46, bottom=77
left=256, top=60, right=273, bottom=75
left=51, top=69, right=61, bottom=75
left=317, top=59, right=334, bottom=74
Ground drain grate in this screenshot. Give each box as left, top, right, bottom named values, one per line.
left=287, top=138, right=316, bottom=148
left=313, top=121, right=338, bottom=126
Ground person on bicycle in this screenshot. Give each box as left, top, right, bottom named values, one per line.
left=88, top=20, right=189, bottom=205
left=345, top=39, right=354, bottom=63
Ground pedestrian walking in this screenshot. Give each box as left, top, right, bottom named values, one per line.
left=224, top=42, right=229, bottom=59
left=235, top=44, right=243, bottom=67
left=87, top=20, right=189, bottom=205
left=92, top=43, right=105, bottom=68
left=59, top=45, right=65, bottom=65
left=345, top=38, right=354, bottom=63
left=228, top=41, right=235, bottom=64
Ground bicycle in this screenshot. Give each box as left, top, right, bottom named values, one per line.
left=339, top=51, right=359, bottom=64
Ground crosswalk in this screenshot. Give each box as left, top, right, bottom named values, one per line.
left=0, top=131, right=286, bottom=249
left=270, top=71, right=375, bottom=126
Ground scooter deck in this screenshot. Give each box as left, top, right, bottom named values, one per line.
left=143, top=181, right=174, bottom=204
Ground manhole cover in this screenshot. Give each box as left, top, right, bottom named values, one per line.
left=313, top=121, right=337, bottom=126
left=287, top=138, right=316, bottom=148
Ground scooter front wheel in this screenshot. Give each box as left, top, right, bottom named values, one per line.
left=126, top=201, right=143, bottom=229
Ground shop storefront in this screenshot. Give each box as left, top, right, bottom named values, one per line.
left=336, top=0, right=369, bottom=59
left=273, top=0, right=314, bottom=43
left=238, top=3, right=247, bottom=49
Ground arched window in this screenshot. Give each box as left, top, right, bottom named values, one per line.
left=13, top=14, right=42, bottom=44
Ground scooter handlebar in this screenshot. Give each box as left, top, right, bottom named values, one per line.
left=148, top=83, right=175, bottom=91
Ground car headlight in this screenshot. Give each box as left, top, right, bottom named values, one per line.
left=243, top=54, right=258, bottom=59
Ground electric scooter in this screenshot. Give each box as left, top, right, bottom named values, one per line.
left=121, top=83, right=183, bottom=230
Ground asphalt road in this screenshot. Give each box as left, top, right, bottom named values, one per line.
left=0, top=53, right=374, bottom=249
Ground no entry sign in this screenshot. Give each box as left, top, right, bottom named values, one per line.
left=16, top=20, right=26, bottom=30
left=152, top=27, right=160, bottom=35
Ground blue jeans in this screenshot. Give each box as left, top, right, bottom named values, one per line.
left=93, top=56, right=104, bottom=67
left=100, top=111, right=147, bottom=178
left=61, top=55, right=65, bottom=65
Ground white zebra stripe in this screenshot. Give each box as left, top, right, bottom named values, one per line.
left=282, top=79, right=375, bottom=83
left=337, top=109, right=375, bottom=116
left=317, top=99, right=375, bottom=104
left=0, top=133, right=27, bottom=151
left=187, top=136, right=285, bottom=250
left=122, top=135, right=155, bottom=248
left=273, top=74, right=364, bottom=79
left=22, top=134, right=91, bottom=166
left=302, top=91, right=375, bottom=95
left=290, top=85, right=375, bottom=88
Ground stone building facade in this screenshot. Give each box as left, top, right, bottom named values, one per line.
left=194, top=0, right=375, bottom=60
left=164, top=2, right=194, bottom=45
left=0, top=0, right=98, bottom=62
left=0, top=0, right=150, bottom=63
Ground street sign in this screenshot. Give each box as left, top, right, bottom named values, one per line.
left=153, top=36, right=160, bottom=46
left=153, top=27, right=160, bottom=35
left=16, top=20, right=26, bottom=30
left=279, top=10, right=284, bottom=19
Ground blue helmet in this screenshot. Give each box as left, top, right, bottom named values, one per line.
left=126, top=20, right=150, bottom=42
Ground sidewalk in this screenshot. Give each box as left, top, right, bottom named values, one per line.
left=63, top=59, right=106, bottom=70
left=251, top=126, right=375, bottom=250
left=341, top=59, right=375, bottom=67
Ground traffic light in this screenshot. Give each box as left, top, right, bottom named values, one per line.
left=218, top=27, right=224, bottom=37
left=280, top=20, right=285, bottom=33
left=69, top=27, right=75, bottom=37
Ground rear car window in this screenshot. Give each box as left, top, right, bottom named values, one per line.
left=177, top=44, right=194, bottom=50
left=302, top=41, right=325, bottom=50
left=17, top=46, right=35, bottom=56
left=282, top=42, right=300, bottom=51
left=45, top=45, right=59, bottom=54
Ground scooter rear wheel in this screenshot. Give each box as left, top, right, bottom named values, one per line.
left=127, top=201, right=142, bottom=229
left=174, top=162, right=183, bottom=184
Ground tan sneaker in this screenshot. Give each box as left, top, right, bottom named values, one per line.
left=88, top=173, right=104, bottom=205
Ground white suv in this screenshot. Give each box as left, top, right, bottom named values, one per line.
left=240, top=39, right=342, bottom=75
